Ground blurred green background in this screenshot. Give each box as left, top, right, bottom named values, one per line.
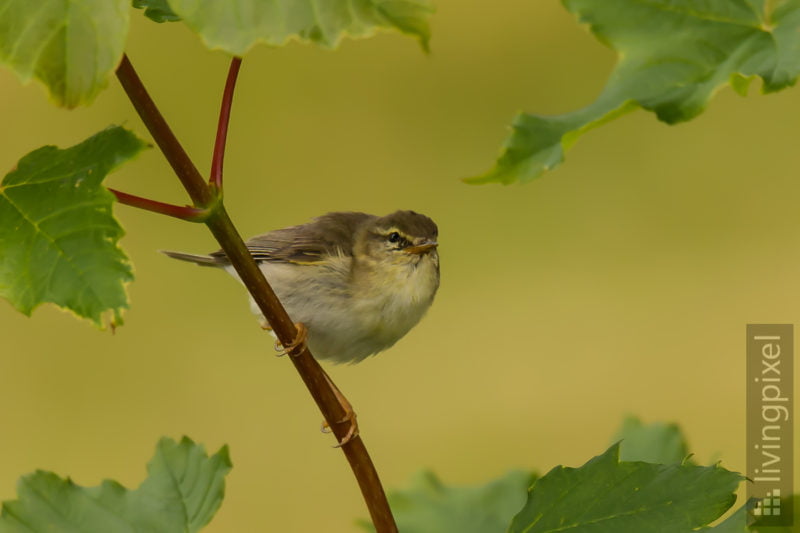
left=1, top=2, right=799, bottom=531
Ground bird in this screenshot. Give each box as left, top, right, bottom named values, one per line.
left=163, top=210, right=440, bottom=364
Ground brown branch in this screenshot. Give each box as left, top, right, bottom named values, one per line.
left=115, top=53, right=397, bottom=532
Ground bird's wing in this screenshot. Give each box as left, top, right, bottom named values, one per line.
left=240, top=227, right=331, bottom=264
left=210, top=212, right=374, bottom=265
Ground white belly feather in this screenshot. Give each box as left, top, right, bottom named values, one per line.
left=225, top=254, right=439, bottom=364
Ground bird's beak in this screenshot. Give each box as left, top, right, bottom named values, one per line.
left=404, top=241, right=438, bottom=255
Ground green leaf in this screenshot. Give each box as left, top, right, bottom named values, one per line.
left=707, top=503, right=749, bottom=533
left=132, top=0, right=181, bottom=22
left=0, top=0, right=130, bottom=108
left=508, top=443, right=743, bottom=533
left=0, top=436, right=231, bottom=533
left=700, top=498, right=797, bottom=532
left=467, top=0, right=800, bottom=184
left=0, top=126, right=147, bottom=327
left=613, top=415, right=690, bottom=464
left=358, top=470, right=535, bottom=533
left=166, top=0, right=434, bottom=55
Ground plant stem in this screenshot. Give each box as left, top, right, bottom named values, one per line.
left=116, top=55, right=213, bottom=208
left=109, top=188, right=212, bottom=222
left=115, top=54, right=397, bottom=533
left=210, top=57, right=242, bottom=191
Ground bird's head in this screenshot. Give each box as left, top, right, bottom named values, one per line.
left=355, top=210, right=439, bottom=268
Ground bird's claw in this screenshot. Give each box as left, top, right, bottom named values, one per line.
left=274, top=322, right=308, bottom=358
left=320, top=370, right=359, bottom=447
left=321, top=410, right=359, bottom=448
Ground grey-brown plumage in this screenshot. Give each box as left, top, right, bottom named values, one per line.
left=163, top=211, right=440, bottom=363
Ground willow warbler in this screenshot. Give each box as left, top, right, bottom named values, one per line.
left=163, top=210, right=440, bottom=363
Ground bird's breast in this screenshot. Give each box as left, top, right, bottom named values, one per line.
left=234, top=254, right=438, bottom=363
left=353, top=256, right=439, bottom=340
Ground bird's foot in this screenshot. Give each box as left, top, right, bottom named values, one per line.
left=273, top=322, right=308, bottom=358
left=321, top=412, right=359, bottom=448
left=320, top=372, right=359, bottom=447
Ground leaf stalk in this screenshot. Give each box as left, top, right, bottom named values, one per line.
left=109, top=188, right=214, bottom=222
left=210, top=57, right=242, bottom=191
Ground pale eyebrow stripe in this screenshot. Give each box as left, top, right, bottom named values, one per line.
left=379, top=227, right=412, bottom=238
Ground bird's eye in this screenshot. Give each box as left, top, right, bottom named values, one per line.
left=388, top=232, right=401, bottom=243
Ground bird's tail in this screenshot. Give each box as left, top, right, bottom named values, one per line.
left=161, top=250, right=223, bottom=266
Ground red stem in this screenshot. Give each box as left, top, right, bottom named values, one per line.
left=210, top=57, right=242, bottom=191
left=109, top=188, right=211, bottom=222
